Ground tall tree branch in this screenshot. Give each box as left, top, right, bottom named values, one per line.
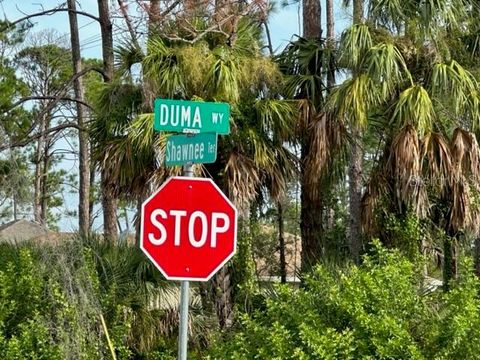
left=9, top=96, right=93, bottom=111
left=0, top=122, right=85, bottom=151
left=2, top=66, right=103, bottom=146
left=1, top=6, right=100, bottom=32
left=117, top=0, right=141, bottom=49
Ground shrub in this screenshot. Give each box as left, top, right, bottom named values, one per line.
left=209, top=242, right=480, bottom=359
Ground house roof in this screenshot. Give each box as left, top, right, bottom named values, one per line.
left=0, top=219, right=49, bottom=243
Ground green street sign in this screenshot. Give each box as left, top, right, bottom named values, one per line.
left=165, top=133, right=218, bottom=166
left=154, top=99, right=230, bottom=134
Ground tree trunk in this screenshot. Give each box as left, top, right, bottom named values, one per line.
left=278, top=200, right=287, bottom=283
left=326, top=0, right=335, bottom=90
left=443, top=235, right=458, bottom=291
left=68, top=0, right=90, bottom=236
left=101, top=169, right=118, bottom=243
left=34, top=110, right=48, bottom=223
left=97, top=0, right=114, bottom=81
left=264, top=21, right=274, bottom=56
left=98, top=0, right=117, bottom=241
left=33, top=138, right=43, bottom=223
left=300, top=0, right=323, bottom=273
left=135, top=189, right=149, bottom=246
left=353, top=0, right=364, bottom=24
left=146, top=0, right=161, bottom=39
left=89, top=166, right=95, bottom=231
left=13, top=193, right=17, bottom=221
left=40, top=136, right=50, bottom=226
left=39, top=110, right=51, bottom=227
left=117, top=0, right=140, bottom=48
left=348, top=127, right=363, bottom=263
left=301, top=183, right=324, bottom=272
left=213, top=265, right=233, bottom=329
left=303, top=0, right=322, bottom=38
left=324, top=0, right=336, bottom=234
left=348, top=0, right=364, bottom=263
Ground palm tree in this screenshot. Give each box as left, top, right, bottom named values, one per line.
left=330, top=0, right=480, bottom=285
left=277, top=36, right=348, bottom=270
left=91, top=12, right=298, bottom=328
left=89, top=80, right=151, bottom=241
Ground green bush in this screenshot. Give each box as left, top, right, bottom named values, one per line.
left=0, top=238, right=194, bottom=359
left=209, top=242, right=480, bottom=359
left=0, top=248, right=61, bottom=359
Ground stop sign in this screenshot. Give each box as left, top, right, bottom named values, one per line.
left=140, top=176, right=237, bottom=281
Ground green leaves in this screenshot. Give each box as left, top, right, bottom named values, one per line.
left=210, top=244, right=480, bottom=359
left=392, top=85, right=434, bottom=135
left=429, top=61, right=480, bottom=123
left=143, top=38, right=186, bottom=98
left=364, top=43, right=412, bottom=96
left=277, top=36, right=328, bottom=108
left=328, top=74, right=379, bottom=128
left=205, top=48, right=241, bottom=104
left=338, top=24, right=373, bottom=70
left=368, top=0, right=469, bottom=38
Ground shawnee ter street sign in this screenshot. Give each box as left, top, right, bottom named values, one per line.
left=154, top=99, right=230, bottom=134
left=165, top=133, right=217, bottom=166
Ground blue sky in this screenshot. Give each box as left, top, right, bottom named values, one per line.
left=1, top=0, right=300, bottom=56
left=1, top=1, right=351, bottom=56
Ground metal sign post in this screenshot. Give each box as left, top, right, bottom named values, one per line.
left=178, top=280, right=189, bottom=360
left=178, top=163, right=192, bottom=360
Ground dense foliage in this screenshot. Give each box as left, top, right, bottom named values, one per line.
left=3, top=240, right=480, bottom=359
left=0, top=238, right=186, bottom=359
left=210, top=243, right=480, bottom=359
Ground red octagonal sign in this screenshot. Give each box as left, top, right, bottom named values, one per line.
left=140, top=177, right=237, bottom=281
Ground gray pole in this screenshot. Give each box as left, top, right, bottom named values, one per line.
left=178, top=163, right=193, bottom=360
left=178, top=280, right=189, bottom=360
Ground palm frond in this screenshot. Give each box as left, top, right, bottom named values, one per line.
left=242, top=57, right=283, bottom=93
left=224, top=151, right=261, bottom=210
left=304, top=113, right=348, bottom=199
left=429, top=60, right=477, bottom=117
left=115, top=38, right=144, bottom=78
left=254, top=99, right=299, bottom=142
left=368, top=0, right=416, bottom=30
left=100, top=137, right=154, bottom=199
left=205, top=47, right=240, bottom=103
left=468, top=91, right=480, bottom=132
left=128, top=113, right=157, bottom=152
left=328, top=74, right=379, bottom=128
left=177, top=43, right=213, bottom=98
left=246, top=128, right=276, bottom=168
left=421, top=132, right=452, bottom=196
left=391, top=85, right=434, bottom=135
left=364, top=42, right=412, bottom=97
left=451, top=128, right=480, bottom=182
left=449, top=177, right=473, bottom=234
left=368, top=0, right=468, bottom=37
left=231, top=19, right=263, bottom=57
left=338, top=24, right=373, bottom=70
left=262, top=146, right=297, bottom=201
left=447, top=128, right=480, bottom=235
left=388, top=125, right=429, bottom=217
left=143, top=38, right=186, bottom=98
left=276, top=36, right=328, bottom=106
left=362, top=166, right=389, bottom=235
